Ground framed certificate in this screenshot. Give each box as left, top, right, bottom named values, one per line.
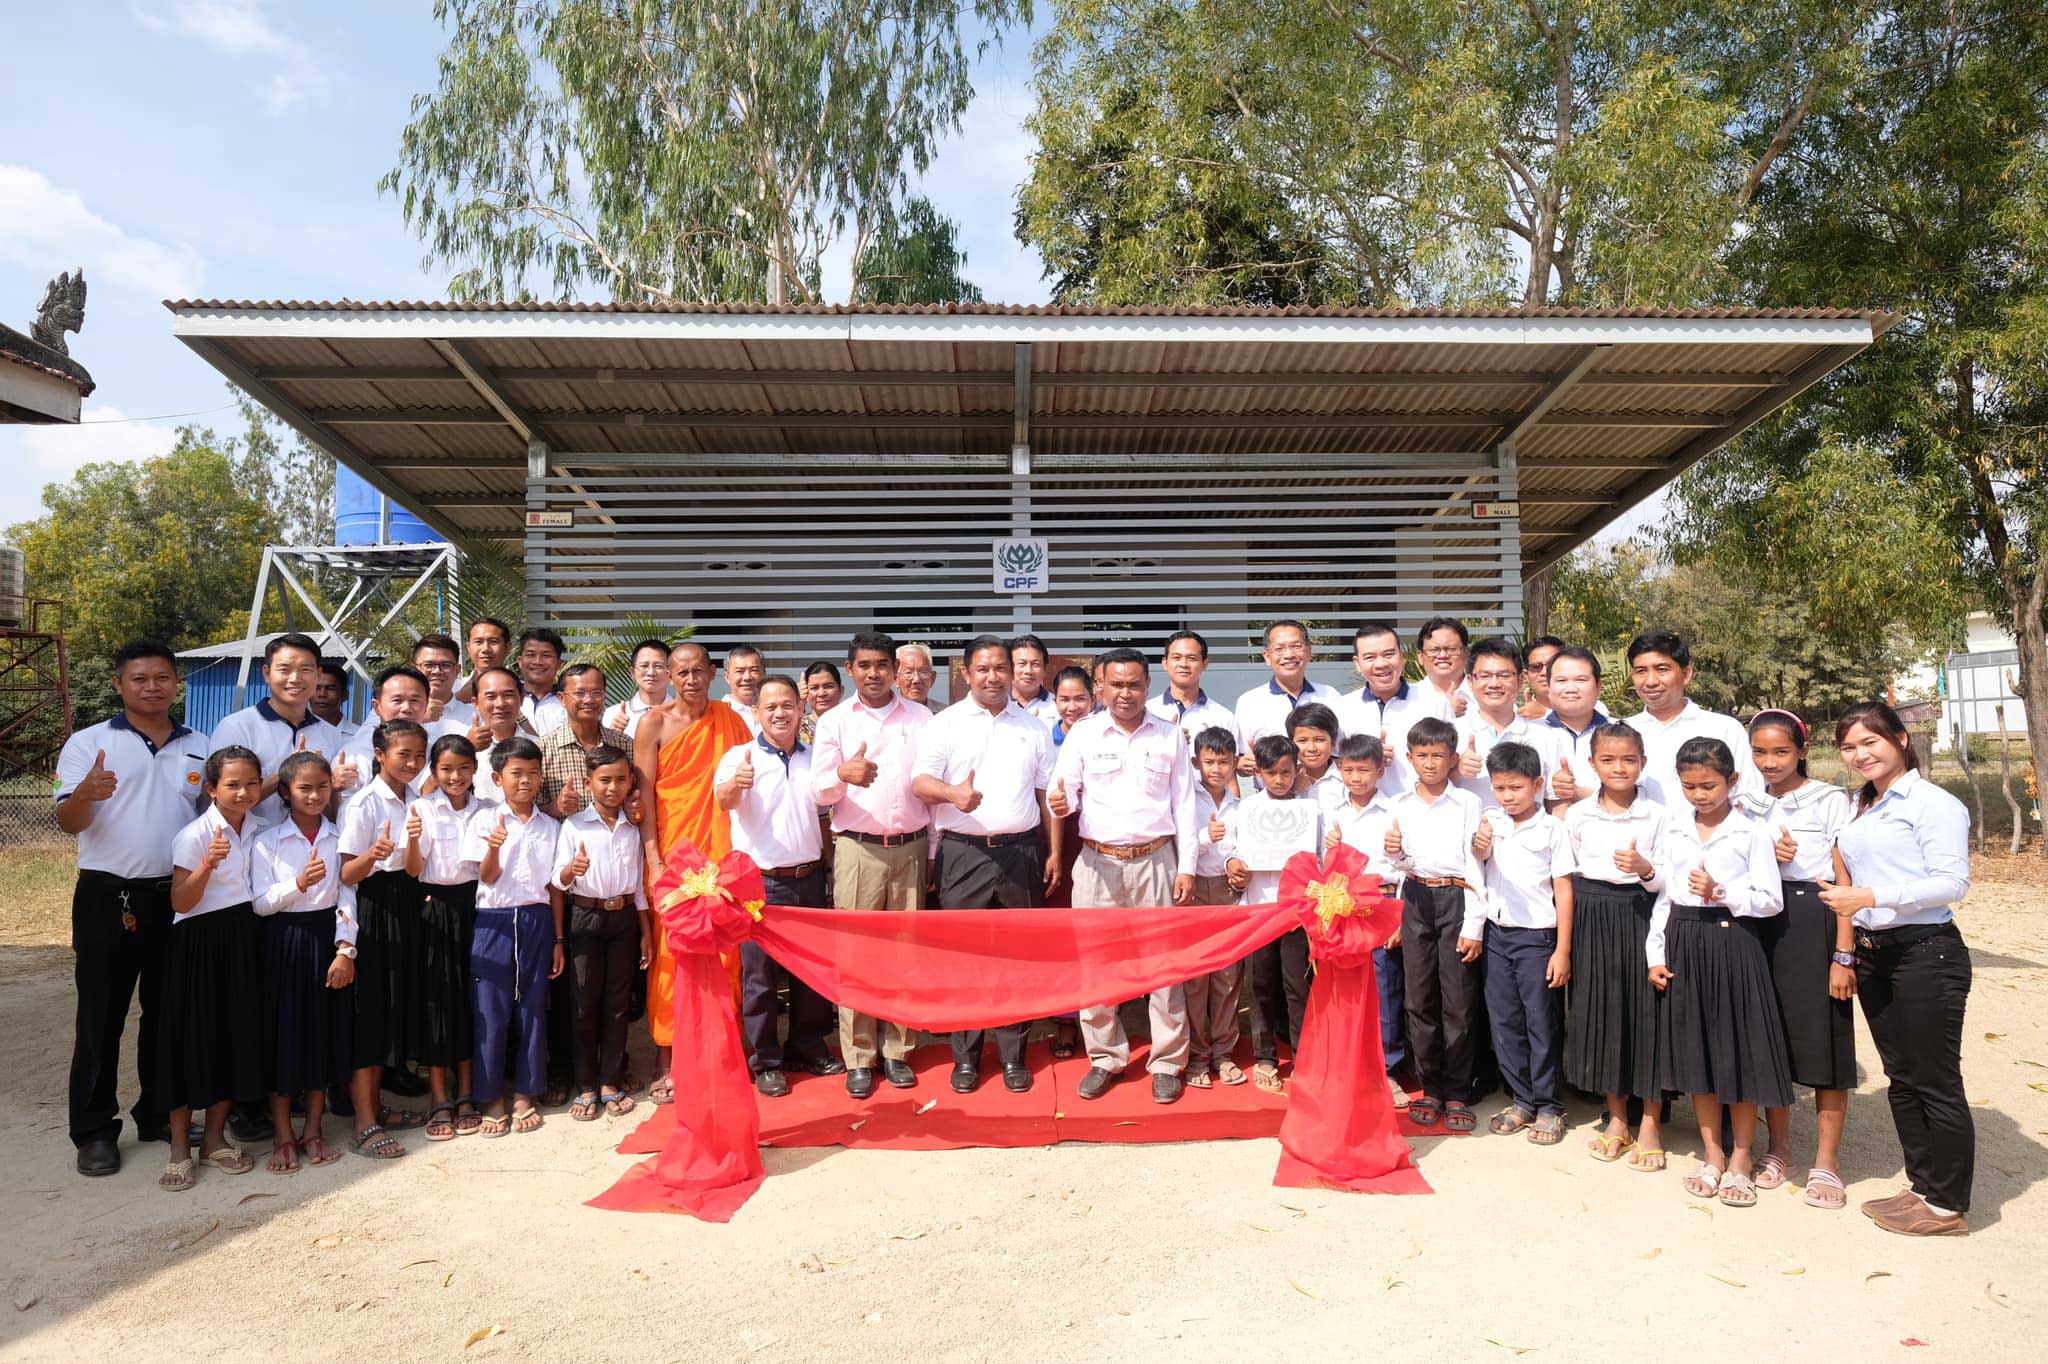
left=1234, top=798, right=1319, bottom=871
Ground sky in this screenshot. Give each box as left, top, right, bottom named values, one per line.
left=0, top=1, right=1665, bottom=544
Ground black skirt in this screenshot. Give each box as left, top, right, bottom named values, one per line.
left=158, top=904, right=265, bottom=1110
left=418, top=880, right=477, bottom=1067
left=1563, top=877, right=1662, bottom=1099
left=1758, top=880, right=1856, bottom=1090
left=1657, top=909, right=1795, bottom=1108
left=262, top=910, right=352, bottom=1098
left=351, top=869, right=424, bottom=1070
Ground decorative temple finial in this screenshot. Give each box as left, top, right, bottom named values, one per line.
left=31, top=270, right=87, bottom=357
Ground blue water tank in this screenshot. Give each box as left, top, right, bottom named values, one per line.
left=334, top=466, right=436, bottom=546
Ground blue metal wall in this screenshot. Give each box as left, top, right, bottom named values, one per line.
left=180, top=659, right=367, bottom=734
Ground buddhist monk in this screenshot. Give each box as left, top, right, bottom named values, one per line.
left=634, top=641, right=753, bottom=1104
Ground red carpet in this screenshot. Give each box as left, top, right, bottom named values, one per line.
left=619, top=1038, right=1450, bottom=1189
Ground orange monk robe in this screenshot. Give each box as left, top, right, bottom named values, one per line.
left=648, top=699, right=755, bottom=1046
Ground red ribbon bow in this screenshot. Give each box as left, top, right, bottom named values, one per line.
left=652, top=841, right=766, bottom=956
left=1278, top=843, right=1402, bottom=968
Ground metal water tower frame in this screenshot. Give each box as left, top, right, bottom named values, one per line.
left=230, top=541, right=458, bottom=707
left=0, top=597, right=72, bottom=782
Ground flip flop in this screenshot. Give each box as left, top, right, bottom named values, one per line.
left=1387, top=1074, right=1411, bottom=1110
left=1185, top=1069, right=1214, bottom=1089
left=648, top=1076, right=675, bottom=1106
left=200, top=1144, right=254, bottom=1175
left=478, top=1113, right=511, bottom=1139
left=1252, top=1064, right=1285, bottom=1094
left=569, top=1093, right=601, bottom=1122
left=158, top=1158, right=196, bottom=1192
left=453, top=1097, right=482, bottom=1137
left=1215, top=1058, right=1247, bottom=1086
left=603, top=1091, right=636, bottom=1118
left=1755, top=1152, right=1792, bottom=1190
left=1683, top=1164, right=1724, bottom=1199
left=512, top=1103, right=543, bottom=1134
left=1719, top=1170, right=1759, bottom=1208
left=1628, top=1147, right=1668, bottom=1172
left=1804, top=1168, right=1847, bottom=1210
left=301, top=1136, right=342, bottom=1167
left=266, top=1140, right=301, bottom=1174
left=1587, top=1132, right=1634, bottom=1163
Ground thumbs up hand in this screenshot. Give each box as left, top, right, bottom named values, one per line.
left=78, top=749, right=118, bottom=801
left=553, top=775, right=584, bottom=818
left=1773, top=824, right=1799, bottom=865
left=839, top=741, right=878, bottom=788
left=1383, top=818, right=1404, bottom=858
left=1325, top=823, right=1343, bottom=851
left=1687, top=866, right=1724, bottom=902
left=563, top=839, right=591, bottom=883
left=404, top=802, right=424, bottom=843
left=333, top=753, right=360, bottom=792
left=467, top=715, right=492, bottom=749
left=204, top=828, right=232, bottom=869
left=1614, top=836, right=1652, bottom=878
left=952, top=768, right=982, bottom=813
left=1459, top=735, right=1483, bottom=778
left=1550, top=766, right=1578, bottom=803
left=298, top=848, right=328, bottom=891
left=368, top=819, right=395, bottom=862
left=1472, top=815, right=1495, bottom=861
left=1450, top=690, right=1468, bottom=717
left=1047, top=775, right=1070, bottom=818
left=296, top=733, right=308, bottom=753
left=484, top=813, right=510, bottom=850
left=734, top=749, right=755, bottom=791
left=1209, top=812, right=1228, bottom=844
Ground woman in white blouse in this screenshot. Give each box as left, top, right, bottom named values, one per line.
left=1820, top=702, right=1975, bottom=1237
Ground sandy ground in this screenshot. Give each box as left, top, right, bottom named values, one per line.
left=1, top=852, right=2043, bottom=1362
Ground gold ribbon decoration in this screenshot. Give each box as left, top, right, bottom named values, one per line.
left=1303, top=873, right=1356, bottom=934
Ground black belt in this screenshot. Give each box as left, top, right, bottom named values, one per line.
left=1672, top=905, right=1735, bottom=924
left=760, top=860, right=822, bottom=881
left=841, top=828, right=928, bottom=848
left=81, top=870, right=172, bottom=891
left=941, top=828, right=1037, bottom=849
left=1854, top=920, right=1954, bottom=951
left=569, top=893, right=630, bottom=912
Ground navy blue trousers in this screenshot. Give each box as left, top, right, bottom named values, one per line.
left=1375, top=944, right=1407, bottom=1074
left=1484, top=924, right=1563, bottom=1117
left=471, top=903, right=552, bottom=1104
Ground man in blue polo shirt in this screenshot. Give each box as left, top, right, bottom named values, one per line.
left=1539, top=645, right=1612, bottom=809
left=209, top=631, right=348, bottom=825
left=1331, top=621, right=1454, bottom=797
left=54, top=640, right=212, bottom=1176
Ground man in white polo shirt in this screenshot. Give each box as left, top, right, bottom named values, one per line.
left=515, top=627, right=568, bottom=735
left=1621, top=629, right=1761, bottom=804
left=209, top=632, right=347, bottom=826
left=54, top=640, right=212, bottom=1176
left=1332, top=621, right=1455, bottom=797
left=912, top=634, right=1058, bottom=1095
left=1008, top=633, right=1061, bottom=725
left=413, top=633, right=471, bottom=729
left=1232, top=620, right=1339, bottom=776
left=1149, top=629, right=1244, bottom=757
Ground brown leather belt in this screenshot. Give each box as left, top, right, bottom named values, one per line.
left=841, top=828, right=929, bottom=848
left=570, top=893, right=629, bottom=911
left=760, top=860, right=822, bottom=881
left=1415, top=876, right=1472, bottom=890
left=1084, top=835, right=1173, bottom=861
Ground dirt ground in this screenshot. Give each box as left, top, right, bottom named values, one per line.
left=1, top=849, right=2042, bottom=1362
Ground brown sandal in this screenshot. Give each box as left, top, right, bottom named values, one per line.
left=301, top=1136, right=341, bottom=1167
left=1252, top=1063, right=1284, bottom=1094
left=1215, top=1058, right=1247, bottom=1086
left=425, top=1105, right=457, bottom=1142
left=266, top=1140, right=301, bottom=1174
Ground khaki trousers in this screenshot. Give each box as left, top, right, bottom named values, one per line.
left=833, top=833, right=925, bottom=1066
left=1184, top=872, right=1243, bottom=1067
left=1071, top=844, right=1190, bottom=1076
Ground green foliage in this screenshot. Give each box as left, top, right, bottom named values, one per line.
left=577, top=613, right=696, bottom=704
left=1019, top=0, right=1868, bottom=306
left=228, top=396, right=335, bottom=546
left=853, top=196, right=985, bottom=304
left=384, top=0, right=1029, bottom=303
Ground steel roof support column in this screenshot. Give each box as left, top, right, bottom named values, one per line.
left=1011, top=343, right=1034, bottom=635
left=1494, top=440, right=1526, bottom=638
left=525, top=439, right=550, bottom=626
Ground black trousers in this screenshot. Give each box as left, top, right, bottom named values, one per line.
left=939, top=833, right=1036, bottom=1070
left=1858, top=922, right=1975, bottom=1212
left=1485, top=925, right=1563, bottom=1116
left=1402, top=881, right=1481, bottom=1103
left=565, top=903, right=639, bottom=1093
left=1247, top=928, right=1310, bottom=1064
left=69, top=871, right=173, bottom=1147
left=741, top=867, right=836, bottom=1074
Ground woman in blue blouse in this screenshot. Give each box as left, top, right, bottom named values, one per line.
left=1820, top=702, right=1974, bottom=1236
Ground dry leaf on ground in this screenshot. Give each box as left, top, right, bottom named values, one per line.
left=463, top=1325, right=502, bottom=1348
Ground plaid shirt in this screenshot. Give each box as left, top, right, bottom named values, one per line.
left=537, top=722, right=630, bottom=811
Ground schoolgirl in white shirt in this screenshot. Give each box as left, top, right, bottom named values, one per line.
left=406, top=733, right=492, bottom=1139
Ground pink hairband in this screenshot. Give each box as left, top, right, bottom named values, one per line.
left=1750, top=707, right=1807, bottom=743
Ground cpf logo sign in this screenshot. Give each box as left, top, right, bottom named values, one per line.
left=992, top=538, right=1050, bottom=594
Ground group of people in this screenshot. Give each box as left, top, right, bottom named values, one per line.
left=55, top=614, right=1977, bottom=1236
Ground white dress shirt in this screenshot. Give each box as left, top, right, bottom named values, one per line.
left=1331, top=680, right=1455, bottom=796
left=1833, top=769, right=1972, bottom=931
left=1739, top=779, right=1853, bottom=883
left=554, top=805, right=648, bottom=909
left=338, top=775, right=417, bottom=876
left=1476, top=808, right=1575, bottom=929
left=810, top=694, right=934, bottom=837
left=337, top=717, right=453, bottom=778
left=915, top=698, right=1054, bottom=837
left=253, top=816, right=341, bottom=918
left=1563, top=794, right=1672, bottom=891
left=1233, top=677, right=1343, bottom=748
left=207, top=701, right=345, bottom=826
left=1237, top=790, right=1323, bottom=907
left=1193, top=786, right=1238, bottom=878
left=1328, top=790, right=1402, bottom=884
left=1454, top=711, right=1562, bottom=808
left=1148, top=689, right=1245, bottom=755
left=520, top=689, right=567, bottom=736
left=437, top=697, right=477, bottom=730
left=1049, top=709, right=1201, bottom=876
left=1623, top=700, right=1762, bottom=807
left=715, top=737, right=824, bottom=868
left=415, top=788, right=486, bottom=886
left=465, top=806, right=562, bottom=909
left=1645, top=805, right=1785, bottom=968
left=169, top=804, right=258, bottom=920
left=54, top=715, right=211, bottom=878
left=1386, top=784, right=1487, bottom=938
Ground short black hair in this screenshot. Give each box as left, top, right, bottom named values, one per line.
left=467, top=617, right=512, bottom=643
left=372, top=718, right=429, bottom=752
left=111, top=639, right=178, bottom=674
left=1338, top=734, right=1386, bottom=766
left=1484, top=740, right=1543, bottom=781
left=1285, top=702, right=1341, bottom=741
left=1547, top=645, right=1602, bottom=682
left=317, top=659, right=350, bottom=689
left=1675, top=735, right=1736, bottom=779
left=1415, top=616, right=1470, bottom=651
left=847, top=631, right=898, bottom=663
left=758, top=672, right=802, bottom=702
left=1193, top=725, right=1238, bottom=759
left=1525, top=635, right=1567, bottom=661
left=584, top=742, right=632, bottom=773
left=472, top=665, right=522, bottom=695
left=1163, top=629, right=1209, bottom=659
left=429, top=734, right=478, bottom=767
left=277, top=748, right=331, bottom=787
left=1008, top=633, right=1050, bottom=663
left=1626, top=629, right=1690, bottom=669
left=1352, top=621, right=1402, bottom=650
left=802, top=660, right=842, bottom=685
left=558, top=662, right=604, bottom=687
left=961, top=634, right=1010, bottom=668
left=1590, top=723, right=1645, bottom=757
left=1095, top=646, right=1148, bottom=676
left=1252, top=734, right=1299, bottom=771
left=373, top=664, right=428, bottom=699
left=1470, top=637, right=1523, bottom=671
left=204, top=744, right=262, bottom=787
left=266, top=632, right=323, bottom=665
left=412, top=632, right=460, bottom=659
left=490, top=736, right=543, bottom=772
left=1052, top=665, right=1092, bottom=693
left=517, top=626, right=566, bottom=657
left=1262, top=619, right=1309, bottom=648
left=1405, top=716, right=1458, bottom=753
left=631, top=637, right=671, bottom=663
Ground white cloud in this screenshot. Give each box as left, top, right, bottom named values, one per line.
left=0, top=405, right=182, bottom=534
left=0, top=166, right=207, bottom=299
left=134, top=0, right=330, bottom=112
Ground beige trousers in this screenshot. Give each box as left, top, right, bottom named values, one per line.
left=1184, top=872, right=1243, bottom=1067
left=1071, top=844, right=1190, bottom=1076
left=833, top=832, right=925, bottom=1066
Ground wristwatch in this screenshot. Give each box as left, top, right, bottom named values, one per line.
left=336, top=942, right=358, bottom=960
left=1830, top=950, right=1857, bottom=968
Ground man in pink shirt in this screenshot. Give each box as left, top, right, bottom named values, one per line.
left=810, top=631, right=934, bottom=1098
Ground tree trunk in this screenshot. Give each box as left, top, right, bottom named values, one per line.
left=1951, top=718, right=1987, bottom=853
left=2005, top=577, right=2048, bottom=857
left=1524, top=565, right=1555, bottom=638
left=1994, top=705, right=2024, bottom=853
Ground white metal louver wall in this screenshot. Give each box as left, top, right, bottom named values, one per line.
left=526, top=448, right=1523, bottom=678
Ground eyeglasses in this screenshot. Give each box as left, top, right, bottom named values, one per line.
left=1422, top=646, right=1463, bottom=658
left=1471, top=669, right=1518, bottom=682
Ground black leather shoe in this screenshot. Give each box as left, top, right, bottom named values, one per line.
left=793, top=1051, right=847, bottom=1078
left=754, top=1069, right=790, bottom=1098
left=1002, top=1064, right=1033, bottom=1093
left=950, top=1064, right=980, bottom=1094
left=1151, top=1072, right=1184, bottom=1105
left=882, top=1058, right=917, bottom=1089
left=76, top=1138, right=119, bottom=1177
left=383, top=1066, right=429, bottom=1099
left=1077, top=1066, right=1118, bottom=1100
left=134, top=1121, right=172, bottom=1145
left=845, top=1067, right=876, bottom=1099
left=226, top=1109, right=273, bottom=1145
